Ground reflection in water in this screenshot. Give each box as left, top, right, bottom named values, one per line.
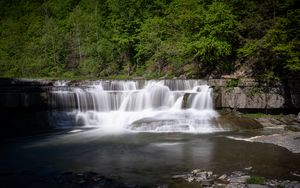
left=212, top=136, right=300, bottom=179
left=49, top=80, right=224, bottom=133
left=1, top=131, right=300, bottom=187
left=1, top=80, right=300, bottom=186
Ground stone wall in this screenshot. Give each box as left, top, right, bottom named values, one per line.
left=0, top=78, right=50, bottom=109
left=209, top=78, right=300, bottom=110
left=1, top=78, right=298, bottom=138
left=0, top=78, right=299, bottom=110
left=0, top=78, right=52, bottom=138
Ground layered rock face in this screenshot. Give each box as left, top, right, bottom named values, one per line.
left=0, top=78, right=52, bottom=137
left=1, top=78, right=300, bottom=110
left=209, top=79, right=300, bottom=111
left=0, top=78, right=50, bottom=109
left=0, top=78, right=299, bottom=137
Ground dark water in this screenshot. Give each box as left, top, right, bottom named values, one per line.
left=0, top=129, right=300, bottom=187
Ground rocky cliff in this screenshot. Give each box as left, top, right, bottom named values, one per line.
left=1, top=78, right=299, bottom=138
left=209, top=78, right=300, bottom=111
left=1, top=78, right=299, bottom=111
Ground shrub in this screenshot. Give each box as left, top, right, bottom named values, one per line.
left=246, top=176, right=266, bottom=184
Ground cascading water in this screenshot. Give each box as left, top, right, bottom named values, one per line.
left=50, top=80, right=222, bottom=133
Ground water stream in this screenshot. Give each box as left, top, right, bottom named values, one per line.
left=1, top=80, right=299, bottom=187
left=49, top=80, right=222, bottom=133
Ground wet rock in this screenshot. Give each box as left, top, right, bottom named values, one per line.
left=178, top=75, right=186, bottom=79
left=228, top=175, right=250, bottom=184
left=286, top=181, right=300, bottom=188
left=218, top=114, right=263, bottom=129
left=62, top=171, right=72, bottom=175
left=191, top=169, right=201, bottom=174
left=157, top=184, right=168, bottom=188
left=297, top=112, right=300, bottom=121
left=232, top=171, right=246, bottom=176
left=248, top=132, right=300, bottom=153
left=290, top=171, right=300, bottom=178
left=247, top=184, right=268, bottom=188
left=265, top=179, right=279, bottom=187
left=207, top=171, right=213, bottom=177
left=172, top=168, right=300, bottom=188
left=93, top=177, right=101, bottom=182
left=215, top=183, right=227, bottom=187
left=201, top=179, right=214, bottom=187
left=285, top=124, right=300, bottom=132
left=187, top=177, right=194, bottom=182
left=280, top=180, right=291, bottom=187
left=244, top=167, right=253, bottom=171
left=255, top=117, right=282, bottom=127
left=226, top=182, right=247, bottom=188
left=282, top=114, right=297, bottom=124
left=218, top=174, right=227, bottom=180
left=77, top=179, right=86, bottom=184
left=172, top=175, right=187, bottom=179
left=57, top=171, right=139, bottom=188
left=182, top=93, right=190, bottom=109
left=76, top=173, right=84, bottom=177
left=1, top=171, right=139, bottom=188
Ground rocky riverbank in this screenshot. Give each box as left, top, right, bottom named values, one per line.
left=169, top=169, right=300, bottom=188
left=0, top=171, right=139, bottom=188
left=226, top=112, right=300, bottom=153
left=3, top=170, right=299, bottom=188
left=246, top=132, right=300, bottom=154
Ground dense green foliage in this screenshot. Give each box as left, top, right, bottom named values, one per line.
left=246, top=176, right=266, bottom=184
left=0, top=0, right=299, bottom=80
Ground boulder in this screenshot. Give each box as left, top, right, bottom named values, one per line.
left=217, top=114, right=263, bottom=129
left=172, top=175, right=187, bottom=179
left=218, top=174, right=227, bottom=180
left=285, top=124, right=300, bottom=132
left=247, top=184, right=269, bottom=188
left=201, top=179, right=214, bottom=187
left=228, top=175, right=250, bottom=183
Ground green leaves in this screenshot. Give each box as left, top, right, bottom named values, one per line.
left=238, top=10, right=300, bottom=80
left=190, top=37, right=232, bottom=62
left=0, top=0, right=299, bottom=79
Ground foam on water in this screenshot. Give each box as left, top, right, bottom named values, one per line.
left=49, top=80, right=222, bottom=133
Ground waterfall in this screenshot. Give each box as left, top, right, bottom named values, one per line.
left=49, top=80, right=221, bottom=133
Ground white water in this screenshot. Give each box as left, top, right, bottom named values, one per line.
left=50, top=80, right=222, bottom=133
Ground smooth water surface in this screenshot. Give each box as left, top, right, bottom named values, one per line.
left=50, top=80, right=221, bottom=133
left=1, top=80, right=300, bottom=187
left=1, top=129, right=300, bottom=187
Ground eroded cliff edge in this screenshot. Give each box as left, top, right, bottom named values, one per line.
left=1, top=78, right=300, bottom=111
left=209, top=78, right=300, bottom=112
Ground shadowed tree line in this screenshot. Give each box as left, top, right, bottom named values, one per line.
left=0, top=0, right=299, bottom=80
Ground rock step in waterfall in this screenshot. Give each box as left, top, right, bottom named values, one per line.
left=49, top=80, right=223, bottom=133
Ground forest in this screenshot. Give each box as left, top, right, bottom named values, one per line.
left=0, top=0, right=299, bottom=81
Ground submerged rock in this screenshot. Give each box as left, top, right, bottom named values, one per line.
left=200, top=179, right=213, bottom=187
left=172, top=175, right=187, bottom=179
left=171, top=169, right=300, bottom=188
left=248, top=132, right=300, bottom=153
left=244, top=166, right=253, bottom=171
left=285, top=124, right=300, bottom=132
left=0, top=171, right=139, bottom=188
left=228, top=175, right=250, bottom=183
left=218, top=174, right=227, bottom=180
left=217, top=113, right=263, bottom=130
left=247, top=184, right=269, bottom=188
left=55, top=171, right=139, bottom=188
